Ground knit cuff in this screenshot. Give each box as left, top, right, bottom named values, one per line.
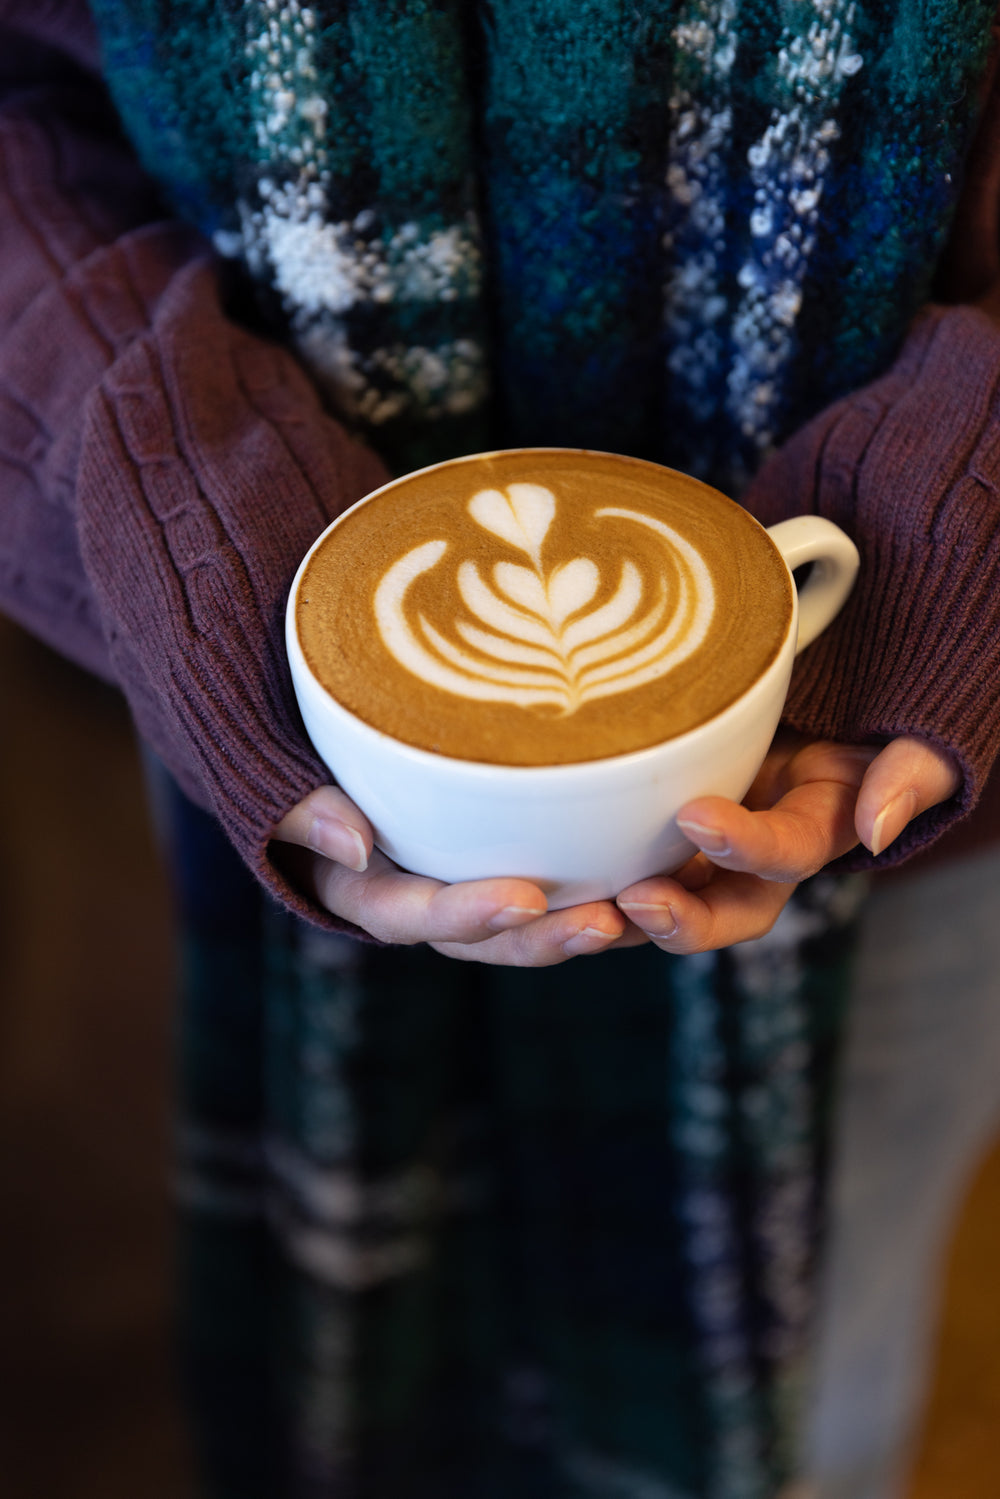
left=743, top=303, right=1000, bottom=870
left=76, top=258, right=390, bottom=929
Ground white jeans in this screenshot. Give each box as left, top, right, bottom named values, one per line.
left=806, top=845, right=1000, bottom=1499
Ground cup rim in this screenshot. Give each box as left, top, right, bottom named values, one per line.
left=305, top=445, right=778, bottom=542
left=286, top=447, right=798, bottom=783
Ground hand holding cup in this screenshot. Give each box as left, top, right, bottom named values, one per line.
left=285, top=449, right=860, bottom=909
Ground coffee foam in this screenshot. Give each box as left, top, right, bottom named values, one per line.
left=297, top=451, right=792, bottom=765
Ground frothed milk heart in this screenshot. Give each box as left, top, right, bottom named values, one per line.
left=296, top=451, right=793, bottom=766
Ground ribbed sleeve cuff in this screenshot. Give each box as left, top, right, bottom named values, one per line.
left=0, top=79, right=388, bottom=928
left=743, top=303, right=1000, bottom=870
left=76, top=258, right=389, bottom=928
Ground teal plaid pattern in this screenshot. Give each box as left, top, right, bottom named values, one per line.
left=103, top=5, right=998, bottom=1493
left=160, top=768, right=861, bottom=1499
left=92, top=0, right=994, bottom=486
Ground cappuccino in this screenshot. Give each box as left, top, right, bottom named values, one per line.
left=295, top=450, right=792, bottom=766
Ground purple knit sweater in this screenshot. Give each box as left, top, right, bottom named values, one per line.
left=3, top=0, right=1000, bottom=927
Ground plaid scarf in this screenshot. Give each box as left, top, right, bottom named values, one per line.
left=93, top=0, right=994, bottom=486
left=95, top=6, right=995, bottom=1497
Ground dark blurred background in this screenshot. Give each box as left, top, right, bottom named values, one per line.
left=0, top=612, right=997, bottom=1499
left=0, top=616, right=191, bottom=1496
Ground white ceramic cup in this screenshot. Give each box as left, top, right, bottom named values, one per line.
left=286, top=468, right=859, bottom=908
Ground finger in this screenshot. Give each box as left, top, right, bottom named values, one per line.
left=432, top=898, right=631, bottom=966
left=672, top=851, right=716, bottom=892
left=272, top=785, right=374, bottom=872
left=740, top=726, right=811, bottom=811
left=276, top=797, right=630, bottom=957
left=309, top=848, right=553, bottom=945
left=619, top=869, right=796, bottom=954
left=673, top=743, right=877, bottom=881
left=854, top=736, right=962, bottom=856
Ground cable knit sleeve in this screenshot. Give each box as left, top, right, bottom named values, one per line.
left=0, top=13, right=389, bottom=926
left=742, top=303, right=1000, bottom=870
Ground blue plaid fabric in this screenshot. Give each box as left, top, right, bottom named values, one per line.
left=98, top=5, right=996, bottom=1492
left=154, top=764, right=863, bottom=1498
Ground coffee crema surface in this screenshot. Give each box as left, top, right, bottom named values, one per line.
left=297, top=451, right=793, bottom=765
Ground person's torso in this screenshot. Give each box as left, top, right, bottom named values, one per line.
left=91, top=0, right=997, bottom=487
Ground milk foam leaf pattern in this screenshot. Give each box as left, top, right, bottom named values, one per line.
left=421, top=619, right=567, bottom=691
left=373, top=541, right=568, bottom=708
left=457, top=563, right=557, bottom=648
left=494, top=563, right=551, bottom=617
left=561, top=562, right=644, bottom=651
left=454, top=620, right=564, bottom=669
left=467, top=483, right=555, bottom=565
left=372, top=486, right=717, bottom=714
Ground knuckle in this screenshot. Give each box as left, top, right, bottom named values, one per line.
left=356, top=909, right=400, bottom=943
left=316, top=859, right=347, bottom=912
left=654, top=930, right=705, bottom=956
left=769, top=859, right=815, bottom=883
left=744, top=910, right=779, bottom=943
left=767, top=828, right=819, bottom=883
left=793, top=738, right=839, bottom=774
left=429, top=940, right=470, bottom=962
left=511, top=931, right=558, bottom=967
left=328, top=877, right=409, bottom=946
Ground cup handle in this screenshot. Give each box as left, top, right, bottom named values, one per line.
left=765, top=516, right=860, bottom=655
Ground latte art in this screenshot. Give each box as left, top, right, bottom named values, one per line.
left=296, top=450, right=793, bottom=765
left=374, top=483, right=716, bottom=713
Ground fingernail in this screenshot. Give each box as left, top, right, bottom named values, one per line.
left=488, top=904, right=546, bottom=932
left=869, top=791, right=917, bottom=858
left=676, top=819, right=731, bottom=856
left=562, top=925, right=616, bottom=957
left=308, top=816, right=368, bottom=872
left=618, top=901, right=679, bottom=938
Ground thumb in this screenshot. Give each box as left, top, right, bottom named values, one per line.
left=855, top=736, right=962, bottom=856
left=271, top=784, right=373, bottom=872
